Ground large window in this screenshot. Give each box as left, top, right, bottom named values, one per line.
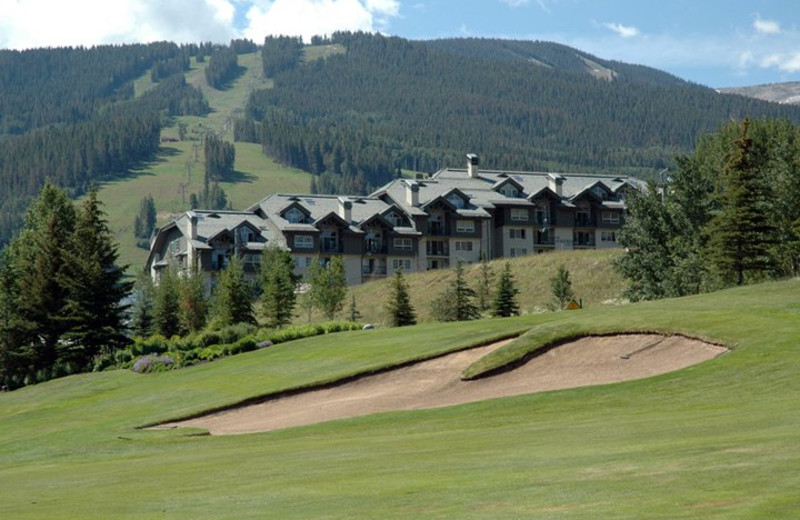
left=394, top=237, right=412, bottom=250
left=293, top=235, right=313, bottom=249
left=510, top=247, right=528, bottom=257
left=447, top=193, right=465, bottom=209
left=601, top=231, right=617, bottom=242
left=509, top=228, right=526, bottom=240
left=602, top=211, right=620, bottom=224
left=456, top=219, right=475, bottom=233
left=510, top=208, right=528, bottom=221
left=386, top=212, right=403, bottom=227
left=455, top=241, right=474, bottom=252
left=392, top=259, right=412, bottom=271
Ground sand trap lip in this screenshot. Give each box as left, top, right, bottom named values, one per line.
left=155, top=334, right=727, bottom=435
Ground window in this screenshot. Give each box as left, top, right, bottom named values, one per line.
left=447, top=193, right=465, bottom=209
left=386, top=212, right=403, bottom=227
left=294, top=256, right=312, bottom=269
left=456, top=219, right=475, bottom=233
left=394, top=238, right=412, bottom=250
left=392, top=259, right=412, bottom=271
left=510, top=247, right=528, bottom=257
left=509, top=228, right=526, bottom=240
left=602, top=211, right=620, bottom=224
left=284, top=207, right=306, bottom=224
left=510, top=208, right=528, bottom=221
left=535, top=207, right=550, bottom=226
left=601, top=231, right=617, bottom=242
left=455, top=241, right=473, bottom=252
left=293, top=235, right=313, bottom=249
left=500, top=184, right=520, bottom=198
left=574, top=231, right=594, bottom=246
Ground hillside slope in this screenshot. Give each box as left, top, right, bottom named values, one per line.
left=719, top=81, right=800, bottom=105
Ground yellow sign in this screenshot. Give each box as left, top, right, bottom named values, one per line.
left=566, top=299, right=582, bottom=310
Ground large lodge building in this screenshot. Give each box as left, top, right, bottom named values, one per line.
left=146, top=154, right=642, bottom=287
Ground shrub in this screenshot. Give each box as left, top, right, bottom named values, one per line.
left=131, top=355, right=175, bottom=373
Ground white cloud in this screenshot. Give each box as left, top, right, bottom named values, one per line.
left=602, top=22, right=640, bottom=39
left=760, top=52, right=800, bottom=73
left=499, top=0, right=530, bottom=6
left=0, top=0, right=238, bottom=50
left=754, top=15, right=781, bottom=35
left=243, top=0, right=400, bottom=42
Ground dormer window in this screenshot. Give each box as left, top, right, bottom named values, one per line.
left=386, top=211, right=403, bottom=227
left=501, top=185, right=519, bottom=198
left=447, top=193, right=465, bottom=209
left=592, top=186, right=607, bottom=199
left=284, top=207, right=305, bottom=224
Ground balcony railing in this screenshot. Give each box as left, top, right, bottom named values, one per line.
left=365, top=240, right=388, bottom=254
left=426, top=243, right=449, bottom=256
left=362, top=266, right=388, bottom=276
left=575, top=215, right=596, bottom=227
left=320, top=238, right=342, bottom=253
left=428, top=223, right=448, bottom=236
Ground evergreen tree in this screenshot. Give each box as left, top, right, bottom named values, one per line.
left=60, top=187, right=132, bottom=365
left=348, top=294, right=362, bottom=323
left=259, top=245, right=298, bottom=328
left=491, top=262, right=520, bottom=317
left=178, top=269, right=208, bottom=334
left=12, top=181, right=77, bottom=375
left=307, top=256, right=347, bottom=320
left=385, top=269, right=416, bottom=326
left=130, top=272, right=155, bottom=337
left=153, top=268, right=180, bottom=338
left=476, top=252, right=494, bottom=311
left=431, top=261, right=480, bottom=322
left=0, top=249, right=25, bottom=389
left=550, top=264, right=575, bottom=310
left=707, top=119, right=778, bottom=285
left=212, top=255, right=255, bottom=326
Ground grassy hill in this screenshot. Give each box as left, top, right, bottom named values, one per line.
left=345, top=248, right=625, bottom=325
left=99, top=52, right=310, bottom=273
left=719, top=81, right=800, bottom=105
left=1, top=279, right=799, bottom=518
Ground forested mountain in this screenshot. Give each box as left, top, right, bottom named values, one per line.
left=0, top=43, right=210, bottom=245
left=238, top=32, right=800, bottom=195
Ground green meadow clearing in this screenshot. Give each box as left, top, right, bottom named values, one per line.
left=2, top=279, right=799, bottom=518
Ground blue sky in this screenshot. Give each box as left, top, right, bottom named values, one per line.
left=1, top=0, right=798, bottom=87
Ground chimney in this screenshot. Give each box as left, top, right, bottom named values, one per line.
left=338, top=196, right=352, bottom=223
left=467, top=153, right=480, bottom=178
left=548, top=173, right=564, bottom=197
left=404, top=180, right=420, bottom=207
left=187, top=212, right=198, bottom=240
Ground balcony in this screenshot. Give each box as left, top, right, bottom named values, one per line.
left=428, top=223, right=448, bottom=236
left=575, top=214, right=596, bottom=227
left=427, top=242, right=449, bottom=257
left=364, top=240, right=387, bottom=254
left=320, top=237, right=342, bottom=253
left=535, top=233, right=555, bottom=246
left=362, top=265, right=388, bottom=277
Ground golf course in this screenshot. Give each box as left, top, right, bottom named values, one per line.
left=1, top=278, right=799, bottom=518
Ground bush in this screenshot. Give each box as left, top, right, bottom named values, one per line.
left=131, top=355, right=175, bottom=373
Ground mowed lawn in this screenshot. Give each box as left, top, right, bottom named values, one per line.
left=1, top=280, right=800, bottom=518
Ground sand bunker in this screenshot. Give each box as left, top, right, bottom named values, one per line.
left=158, top=334, right=727, bottom=435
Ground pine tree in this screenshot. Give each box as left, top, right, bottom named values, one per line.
left=259, top=245, right=298, bottom=328
left=385, top=269, right=416, bottom=326
left=550, top=264, right=575, bottom=310
left=476, top=252, right=494, bottom=311
left=707, top=119, right=778, bottom=285
left=307, top=257, right=347, bottom=320
left=0, top=249, right=26, bottom=389
left=130, top=272, right=155, bottom=337
left=12, top=181, right=76, bottom=376
left=431, top=261, right=480, bottom=322
left=178, top=269, right=208, bottom=334
left=491, top=262, right=520, bottom=317
left=153, top=268, right=181, bottom=338
left=348, top=294, right=362, bottom=323
left=212, top=255, right=255, bottom=326
left=60, top=187, right=132, bottom=365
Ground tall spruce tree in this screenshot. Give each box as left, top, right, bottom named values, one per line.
left=385, top=269, right=416, bottom=326
left=12, top=181, right=76, bottom=376
left=153, top=268, right=181, bottom=338
left=259, top=245, right=298, bottom=328
left=212, top=255, right=255, bottom=326
left=491, top=262, right=520, bottom=317
left=178, top=269, right=208, bottom=334
left=431, top=261, right=480, bottom=322
left=130, top=272, right=155, bottom=337
left=0, top=249, right=25, bottom=389
left=707, top=119, right=778, bottom=285
left=60, top=187, right=132, bottom=365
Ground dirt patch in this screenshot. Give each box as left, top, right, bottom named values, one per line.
left=156, top=334, right=727, bottom=435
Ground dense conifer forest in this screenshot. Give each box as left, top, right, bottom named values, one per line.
left=238, top=32, right=800, bottom=194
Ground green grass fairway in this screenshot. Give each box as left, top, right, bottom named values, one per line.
left=2, top=280, right=800, bottom=518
